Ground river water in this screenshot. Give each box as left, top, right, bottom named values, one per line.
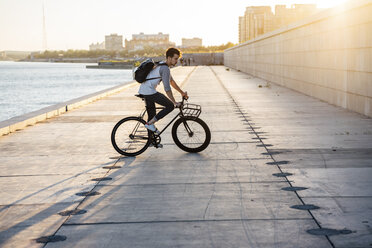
left=0, top=61, right=133, bottom=122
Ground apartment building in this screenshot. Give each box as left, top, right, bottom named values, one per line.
left=239, top=4, right=319, bottom=43
left=125, top=32, right=175, bottom=51
left=105, top=34, right=123, bottom=51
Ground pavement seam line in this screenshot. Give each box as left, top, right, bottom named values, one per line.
left=63, top=217, right=314, bottom=226
left=94, top=181, right=289, bottom=187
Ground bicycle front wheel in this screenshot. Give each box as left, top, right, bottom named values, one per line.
left=172, top=117, right=211, bottom=153
left=111, top=117, right=151, bottom=156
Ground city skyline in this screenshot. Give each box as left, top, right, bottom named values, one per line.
left=0, top=0, right=349, bottom=51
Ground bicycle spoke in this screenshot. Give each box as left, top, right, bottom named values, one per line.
left=112, top=118, right=150, bottom=156
left=172, top=117, right=210, bottom=153
left=178, top=120, right=206, bottom=148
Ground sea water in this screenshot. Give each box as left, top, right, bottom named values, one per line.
left=0, top=61, right=133, bottom=122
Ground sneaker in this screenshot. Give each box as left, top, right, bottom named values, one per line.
left=145, top=123, right=160, bottom=135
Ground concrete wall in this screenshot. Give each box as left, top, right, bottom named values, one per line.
left=225, top=0, right=372, bottom=117
left=182, top=53, right=224, bottom=66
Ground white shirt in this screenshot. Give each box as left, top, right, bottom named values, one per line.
left=138, top=63, right=173, bottom=95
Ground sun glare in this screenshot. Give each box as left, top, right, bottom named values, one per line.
left=316, top=0, right=349, bottom=8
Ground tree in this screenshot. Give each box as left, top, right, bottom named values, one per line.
left=32, top=42, right=237, bottom=59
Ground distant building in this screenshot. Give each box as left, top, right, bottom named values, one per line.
left=89, top=42, right=105, bottom=51
left=239, top=6, right=274, bottom=43
left=238, top=16, right=246, bottom=44
left=125, top=32, right=175, bottom=51
left=182, top=38, right=202, bottom=48
left=239, top=4, right=319, bottom=43
left=105, top=34, right=123, bottom=51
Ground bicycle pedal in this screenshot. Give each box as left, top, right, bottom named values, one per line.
left=155, top=144, right=163, bottom=149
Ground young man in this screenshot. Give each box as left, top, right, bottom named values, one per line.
left=139, top=47, right=188, bottom=134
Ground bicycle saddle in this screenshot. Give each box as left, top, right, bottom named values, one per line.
left=135, top=94, right=145, bottom=99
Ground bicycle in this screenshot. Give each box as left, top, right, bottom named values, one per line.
left=111, top=94, right=211, bottom=156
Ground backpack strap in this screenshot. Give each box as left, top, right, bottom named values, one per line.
left=156, top=61, right=168, bottom=66
left=145, top=77, right=161, bottom=81
left=144, top=62, right=168, bottom=82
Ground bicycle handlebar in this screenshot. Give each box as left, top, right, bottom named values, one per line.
left=178, top=96, right=188, bottom=108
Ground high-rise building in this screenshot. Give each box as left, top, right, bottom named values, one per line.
left=239, top=4, right=319, bottom=43
left=239, top=16, right=246, bottom=44
left=125, top=32, right=175, bottom=51
left=274, top=4, right=317, bottom=30
left=239, top=6, right=274, bottom=43
left=182, top=38, right=202, bottom=48
left=105, top=34, right=123, bottom=51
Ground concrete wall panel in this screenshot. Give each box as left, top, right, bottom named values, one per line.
left=225, top=0, right=372, bottom=117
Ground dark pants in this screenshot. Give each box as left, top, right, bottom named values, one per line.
left=144, top=92, right=174, bottom=122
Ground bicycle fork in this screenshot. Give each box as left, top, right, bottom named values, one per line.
left=182, top=119, right=194, bottom=137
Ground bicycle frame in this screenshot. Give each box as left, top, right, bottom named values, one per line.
left=138, top=106, right=186, bottom=136
left=111, top=96, right=209, bottom=156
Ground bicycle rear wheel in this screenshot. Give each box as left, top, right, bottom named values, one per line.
left=111, top=117, right=150, bottom=156
left=172, top=117, right=211, bottom=153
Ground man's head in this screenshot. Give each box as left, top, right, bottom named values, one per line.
left=166, top=47, right=180, bottom=67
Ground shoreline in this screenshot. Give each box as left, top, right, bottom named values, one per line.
left=0, top=60, right=97, bottom=64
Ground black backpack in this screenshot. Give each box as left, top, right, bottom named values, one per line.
left=134, top=59, right=168, bottom=83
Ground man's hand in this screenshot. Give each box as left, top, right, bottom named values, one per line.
left=182, top=91, right=189, bottom=100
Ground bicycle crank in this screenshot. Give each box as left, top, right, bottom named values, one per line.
left=151, top=134, right=163, bottom=148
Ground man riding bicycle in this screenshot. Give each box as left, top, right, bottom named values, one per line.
left=111, top=49, right=210, bottom=156
left=139, top=48, right=188, bottom=134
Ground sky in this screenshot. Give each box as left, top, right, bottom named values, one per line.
left=0, top=0, right=349, bottom=51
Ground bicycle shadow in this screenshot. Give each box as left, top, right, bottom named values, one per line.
left=0, top=156, right=137, bottom=246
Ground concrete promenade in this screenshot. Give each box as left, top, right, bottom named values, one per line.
left=0, top=66, right=371, bottom=247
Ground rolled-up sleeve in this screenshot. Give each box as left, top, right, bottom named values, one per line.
left=159, top=66, right=172, bottom=92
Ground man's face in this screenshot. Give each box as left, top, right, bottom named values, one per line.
left=167, top=54, right=179, bottom=66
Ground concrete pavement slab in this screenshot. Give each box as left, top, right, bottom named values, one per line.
left=0, top=203, right=78, bottom=229
left=302, top=197, right=372, bottom=248
left=45, top=220, right=331, bottom=248
left=100, top=159, right=286, bottom=186
left=0, top=203, right=79, bottom=248
left=132, top=143, right=271, bottom=162
left=65, top=182, right=309, bottom=224
left=267, top=148, right=372, bottom=169
left=0, top=155, right=117, bottom=176
left=0, top=174, right=99, bottom=205
left=289, top=168, right=372, bottom=197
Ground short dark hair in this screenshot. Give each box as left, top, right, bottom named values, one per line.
left=166, top=48, right=180, bottom=58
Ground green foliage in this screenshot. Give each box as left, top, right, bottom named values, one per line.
left=182, top=42, right=236, bottom=53
left=33, top=49, right=116, bottom=59
left=32, top=42, right=236, bottom=59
